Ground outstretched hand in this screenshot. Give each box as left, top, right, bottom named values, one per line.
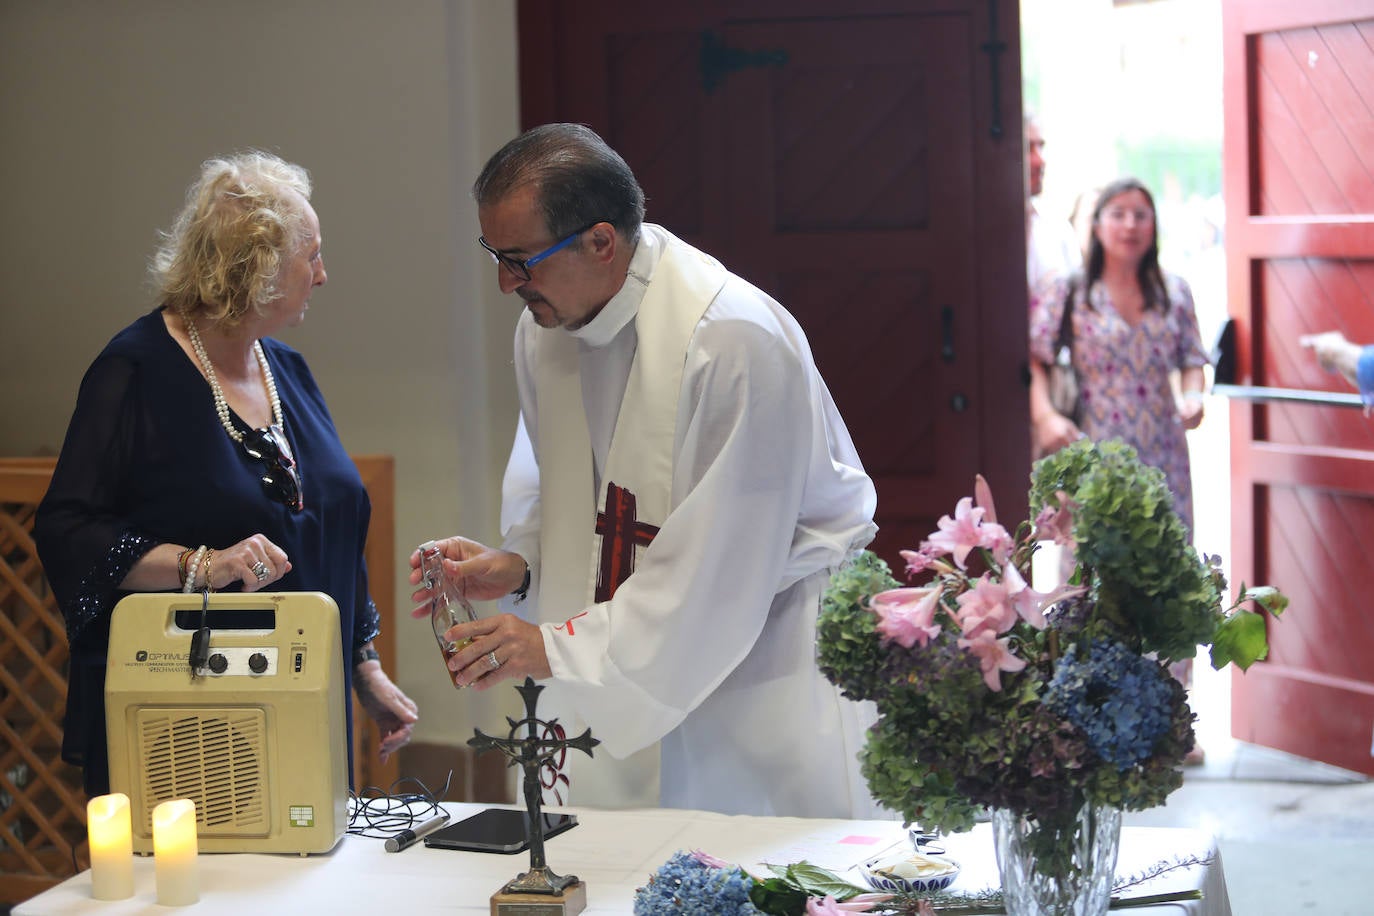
left=1300, top=330, right=1362, bottom=388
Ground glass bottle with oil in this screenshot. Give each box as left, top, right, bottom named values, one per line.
left=418, top=540, right=477, bottom=687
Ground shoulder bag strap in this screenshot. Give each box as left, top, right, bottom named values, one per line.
left=1055, top=278, right=1076, bottom=356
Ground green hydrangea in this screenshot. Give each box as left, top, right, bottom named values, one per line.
left=817, top=437, right=1289, bottom=840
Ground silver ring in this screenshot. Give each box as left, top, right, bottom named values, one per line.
left=486, top=651, right=502, bottom=671
left=251, top=561, right=269, bottom=582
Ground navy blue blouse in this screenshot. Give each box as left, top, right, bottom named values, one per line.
left=35, top=307, right=378, bottom=795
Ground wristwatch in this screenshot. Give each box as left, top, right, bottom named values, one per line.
left=511, top=562, right=531, bottom=604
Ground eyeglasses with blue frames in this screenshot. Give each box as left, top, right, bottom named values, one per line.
left=242, top=424, right=304, bottom=512
left=477, top=221, right=605, bottom=282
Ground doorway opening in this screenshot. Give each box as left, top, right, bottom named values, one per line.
left=1021, top=0, right=1234, bottom=763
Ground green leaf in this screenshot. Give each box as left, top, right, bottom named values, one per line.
left=781, top=861, right=871, bottom=900
left=748, top=878, right=808, bottom=914
left=760, top=862, right=793, bottom=881
left=1210, top=609, right=1269, bottom=671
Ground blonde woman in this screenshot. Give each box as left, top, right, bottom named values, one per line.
left=37, top=151, right=417, bottom=795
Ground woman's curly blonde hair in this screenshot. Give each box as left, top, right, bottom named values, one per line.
left=151, top=150, right=313, bottom=328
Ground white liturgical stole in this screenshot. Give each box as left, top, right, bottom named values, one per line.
left=531, top=230, right=727, bottom=807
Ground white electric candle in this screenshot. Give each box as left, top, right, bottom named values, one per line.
left=87, top=793, right=133, bottom=900
left=152, top=798, right=199, bottom=906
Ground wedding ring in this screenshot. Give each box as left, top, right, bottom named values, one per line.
left=251, top=561, right=269, bottom=582
left=486, top=651, right=502, bottom=671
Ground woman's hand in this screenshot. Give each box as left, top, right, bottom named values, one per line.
left=1034, top=410, right=1083, bottom=455
left=208, top=535, right=292, bottom=591
left=408, top=536, right=526, bottom=614
left=1027, top=359, right=1084, bottom=456
left=353, top=659, right=418, bottom=762
left=1178, top=396, right=1205, bottom=430
left=121, top=534, right=292, bottom=592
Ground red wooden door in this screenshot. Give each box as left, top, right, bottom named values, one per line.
left=517, top=0, right=1030, bottom=568
left=1223, top=0, right=1374, bottom=774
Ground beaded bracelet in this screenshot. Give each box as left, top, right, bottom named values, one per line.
left=181, top=546, right=208, bottom=594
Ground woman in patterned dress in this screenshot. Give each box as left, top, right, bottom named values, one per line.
left=1028, top=176, right=1211, bottom=536
left=1028, top=177, right=1212, bottom=764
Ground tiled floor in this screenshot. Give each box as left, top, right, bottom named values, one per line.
left=1122, top=658, right=1373, bottom=914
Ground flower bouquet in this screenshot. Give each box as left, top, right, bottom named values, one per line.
left=815, top=438, right=1288, bottom=913
left=633, top=850, right=902, bottom=915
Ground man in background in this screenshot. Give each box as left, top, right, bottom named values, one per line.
left=1026, top=113, right=1082, bottom=300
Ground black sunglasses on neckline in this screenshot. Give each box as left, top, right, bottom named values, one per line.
left=241, top=424, right=303, bottom=512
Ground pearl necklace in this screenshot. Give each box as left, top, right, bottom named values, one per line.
left=179, top=308, right=283, bottom=443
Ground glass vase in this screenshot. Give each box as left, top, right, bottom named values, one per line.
left=992, top=801, right=1122, bottom=916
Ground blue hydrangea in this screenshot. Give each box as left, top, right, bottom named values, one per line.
left=633, top=850, right=762, bottom=915
left=1044, top=638, right=1175, bottom=769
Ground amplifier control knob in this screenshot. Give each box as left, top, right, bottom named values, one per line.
left=249, top=652, right=269, bottom=674
left=208, top=654, right=228, bottom=674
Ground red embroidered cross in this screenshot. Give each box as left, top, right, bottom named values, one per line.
left=593, top=481, right=659, bottom=601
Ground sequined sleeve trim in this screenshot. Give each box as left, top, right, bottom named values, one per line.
left=66, top=530, right=160, bottom=647
left=354, top=596, right=381, bottom=650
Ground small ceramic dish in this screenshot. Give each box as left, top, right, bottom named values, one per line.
left=864, top=851, right=961, bottom=894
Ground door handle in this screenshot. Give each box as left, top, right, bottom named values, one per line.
left=941, top=306, right=955, bottom=362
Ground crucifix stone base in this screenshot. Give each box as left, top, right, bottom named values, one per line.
left=490, top=880, right=586, bottom=916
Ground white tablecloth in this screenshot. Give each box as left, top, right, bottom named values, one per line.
left=15, top=803, right=1229, bottom=914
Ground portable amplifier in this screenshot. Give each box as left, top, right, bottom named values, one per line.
left=104, top=591, right=348, bottom=854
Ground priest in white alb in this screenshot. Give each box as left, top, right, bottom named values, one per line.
left=410, top=123, right=882, bottom=819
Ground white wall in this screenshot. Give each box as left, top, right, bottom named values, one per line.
left=0, top=0, right=523, bottom=748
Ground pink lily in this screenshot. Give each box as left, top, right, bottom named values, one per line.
left=805, top=893, right=896, bottom=914
left=953, top=575, right=1017, bottom=638
left=973, top=474, right=1015, bottom=564
left=899, top=547, right=941, bottom=578
left=975, top=474, right=998, bottom=523
left=870, top=587, right=943, bottom=648
left=926, top=496, right=985, bottom=569
left=1001, top=562, right=1084, bottom=630
left=958, top=629, right=1027, bottom=691
left=689, top=849, right=735, bottom=870
left=1034, top=491, right=1076, bottom=546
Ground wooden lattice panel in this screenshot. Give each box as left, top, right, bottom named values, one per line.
left=0, top=459, right=86, bottom=905
left=0, top=456, right=398, bottom=904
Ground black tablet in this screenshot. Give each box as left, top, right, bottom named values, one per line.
left=423, top=808, right=578, bottom=854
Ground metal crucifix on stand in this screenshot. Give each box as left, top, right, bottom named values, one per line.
left=469, top=677, right=599, bottom=915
